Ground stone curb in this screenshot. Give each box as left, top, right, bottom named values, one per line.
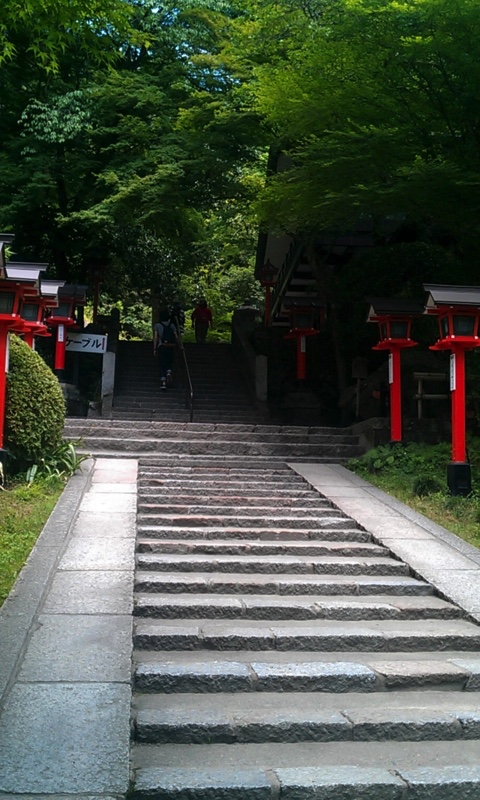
left=291, top=464, right=480, bottom=623
left=0, top=458, right=94, bottom=705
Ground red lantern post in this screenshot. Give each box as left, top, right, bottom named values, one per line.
left=283, top=297, right=324, bottom=383
left=16, top=269, right=60, bottom=348
left=424, top=284, right=480, bottom=495
left=47, top=285, right=87, bottom=377
left=367, top=298, right=423, bottom=444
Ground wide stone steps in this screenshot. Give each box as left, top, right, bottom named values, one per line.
left=136, top=538, right=387, bottom=557
left=133, top=592, right=460, bottom=621
left=136, top=513, right=367, bottom=530
left=132, top=742, right=480, bottom=799
left=70, top=427, right=358, bottom=446
left=136, top=525, right=373, bottom=542
left=138, top=485, right=314, bottom=496
left=137, top=497, right=334, bottom=511
left=133, top=618, right=480, bottom=652
left=131, top=458, right=480, bottom=798
left=136, top=553, right=406, bottom=575
left=133, top=690, right=480, bottom=744
left=134, top=650, right=480, bottom=693
left=114, top=341, right=267, bottom=424
left=69, top=435, right=363, bottom=458
left=134, top=572, right=435, bottom=596
left=137, top=495, right=334, bottom=509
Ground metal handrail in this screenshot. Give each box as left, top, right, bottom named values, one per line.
left=180, top=342, right=194, bottom=422
left=271, top=239, right=304, bottom=316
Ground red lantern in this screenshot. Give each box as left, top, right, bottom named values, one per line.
left=283, top=297, right=324, bottom=382
left=424, top=284, right=480, bottom=495
left=367, top=298, right=423, bottom=444
left=47, top=285, right=87, bottom=375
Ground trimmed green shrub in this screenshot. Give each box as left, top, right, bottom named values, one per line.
left=5, top=335, right=65, bottom=467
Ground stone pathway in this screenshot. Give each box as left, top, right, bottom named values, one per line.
left=0, top=458, right=136, bottom=797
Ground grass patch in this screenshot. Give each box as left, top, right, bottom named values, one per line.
left=348, top=441, right=480, bottom=550
left=0, top=478, right=63, bottom=607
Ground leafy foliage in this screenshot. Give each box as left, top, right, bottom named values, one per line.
left=349, top=442, right=452, bottom=482
left=26, top=440, right=89, bottom=484
left=0, top=0, right=137, bottom=73
left=348, top=439, right=480, bottom=546
left=5, top=335, right=65, bottom=468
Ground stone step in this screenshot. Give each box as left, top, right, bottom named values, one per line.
left=70, top=435, right=363, bottom=457
left=133, top=650, right=479, bottom=693
left=111, top=413, right=267, bottom=423
left=134, top=572, right=433, bottom=596
left=80, top=449, right=340, bottom=464
left=138, top=486, right=314, bottom=497
left=133, top=690, right=480, bottom=745
left=136, top=539, right=387, bottom=558
left=138, top=462, right=293, bottom=471
left=131, top=740, right=480, bottom=799
left=137, top=503, right=337, bottom=517
left=135, top=553, right=407, bottom=576
left=66, top=420, right=351, bottom=435
left=133, top=618, right=480, bottom=652
left=137, top=496, right=332, bottom=510
left=136, top=526, right=371, bottom=542
left=68, top=427, right=358, bottom=445
left=136, top=514, right=357, bottom=530
left=133, top=592, right=460, bottom=621
left=137, top=467, right=299, bottom=478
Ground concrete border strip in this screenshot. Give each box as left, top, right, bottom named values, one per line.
left=290, top=463, right=480, bottom=624
left=0, top=458, right=95, bottom=706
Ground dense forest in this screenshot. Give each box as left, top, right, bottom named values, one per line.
left=1, top=0, right=479, bottom=329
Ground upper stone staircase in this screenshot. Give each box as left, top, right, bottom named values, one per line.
left=112, top=340, right=267, bottom=424
left=65, top=340, right=364, bottom=462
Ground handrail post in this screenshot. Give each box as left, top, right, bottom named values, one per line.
left=179, top=339, right=194, bottom=422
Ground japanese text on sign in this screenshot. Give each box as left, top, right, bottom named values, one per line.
left=65, top=333, right=107, bottom=354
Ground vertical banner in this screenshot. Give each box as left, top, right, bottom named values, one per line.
left=5, top=333, right=9, bottom=373
left=388, top=353, right=393, bottom=384
left=450, top=353, right=456, bottom=391
left=300, top=336, right=306, bottom=353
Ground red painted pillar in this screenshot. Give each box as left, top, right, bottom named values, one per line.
left=389, top=347, right=403, bottom=442
left=23, top=329, right=35, bottom=348
left=54, top=323, right=66, bottom=371
left=451, top=347, right=467, bottom=463
left=0, top=323, right=10, bottom=451
left=297, top=335, right=307, bottom=380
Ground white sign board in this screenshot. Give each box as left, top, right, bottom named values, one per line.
left=65, top=332, right=107, bottom=354
left=450, top=353, right=456, bottom=391
left=388, top=353, right=393, bottom=385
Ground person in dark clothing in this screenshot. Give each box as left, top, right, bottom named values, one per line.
left=153, top=308, right=178, bottom=390
left=191, top=298, right=213, bottom=343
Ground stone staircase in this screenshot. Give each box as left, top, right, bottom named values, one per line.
left=112, top=340, right=267, bottom=423
left=64, top=337, right=480, bottom=795
left=65, top=419, right=364, bottom=463
left=130, top=459, right=480, bottom=799
left=65, top=339, right=365, bottom=462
